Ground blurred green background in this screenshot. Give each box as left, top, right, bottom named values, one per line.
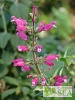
left=0, top=0, right=75, bottom=100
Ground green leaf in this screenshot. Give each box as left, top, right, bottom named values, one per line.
left=0, top=64, right=8, bottom=78
left=66, top=56, right=73, bottom=66
left=1, top=89, right=16, bottom=100
left=33, top=86, right=43, bottom=91
left=59, top=66, right=63, bottom=75
left=60, top=56, right=73, bottom=66
left=10, top=3, right=29, bottom=19
left=22, top=87, right=30, bottom=95
left=4, top=76, right=20, bottom=86
left=1, top=51, right=15, bottom=65
left=53, top=66, right=61, bottom=77
left=0, top=33, right=10, bottom=49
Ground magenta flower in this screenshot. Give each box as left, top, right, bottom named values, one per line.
left=43, top=21, right=56, bottom=31
left=44, top=54, right=60, bottom=67
left=11, top=16, right=28, bottom=26
left=38, top=21, right=56, bottom=32
left=36, top=44, right=42, bottom=52
left=18, top=45, right=29, bottom=52
left=32, top=78, right=39, bottom=86
left=12, top=58, right=24, bottom=67
left=53, top=75, right=67, bottom=86
left=41, top=77, right=46, bottom=86
left=11, top=16, right=28, bottom=40
left=12, top=58, right=30, bottom=71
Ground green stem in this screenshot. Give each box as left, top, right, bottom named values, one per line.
left=0, top=4, right=7, bottom=33
left=32, top=15, right=41, bottom=75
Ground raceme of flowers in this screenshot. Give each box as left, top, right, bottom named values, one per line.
left=12, top=6, right=67, bottom=87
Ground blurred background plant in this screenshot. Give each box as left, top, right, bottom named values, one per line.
left=0, top=0, right=75, bottom=100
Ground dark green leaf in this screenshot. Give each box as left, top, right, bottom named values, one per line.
left=22, top=87, right=30, bottom=95
left=0, top=64, right=8, bottom=78
left=0, top=33, right=10, bottom=49
left=34, top=92, right=43, bottom=97
left=1, top=51, right=15, bottom=65
left=4, top=76, right=20, bottom=86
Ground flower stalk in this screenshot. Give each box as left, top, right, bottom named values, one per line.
left=32, top=13, right=41, bottom=75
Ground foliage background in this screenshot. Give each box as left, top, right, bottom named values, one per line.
left=0, top=0, right=75, bottom=100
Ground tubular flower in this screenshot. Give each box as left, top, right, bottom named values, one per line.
left=12, top=58, right=24, bottom=67
left=44, top=54, right=60, bottom=67
left=32, top=78, right=39, bottom=86
left=36, top=44, right=42, bottom=52
left=18, top=45, right=29, bottom=52
left=53, top=75, right=67, bottom=86
left=11, top=16, right=28, bottom=40
left=12, top=58, right=30, bottom=71
left=38, top=21, right=56, bottom=32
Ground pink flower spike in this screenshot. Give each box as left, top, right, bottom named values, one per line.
left=18, top=45, right=29, bottom=52
left=32, top=78, right=39, bottom=86
left=36, top=44, right=42, bottom=52
left=12, top=58, right=24, bottom=67
left=33, top=6, right=37, bottom=15
left=21, top=65, right=30, bottom=71
left=42, top=77, right=46, bottom=86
